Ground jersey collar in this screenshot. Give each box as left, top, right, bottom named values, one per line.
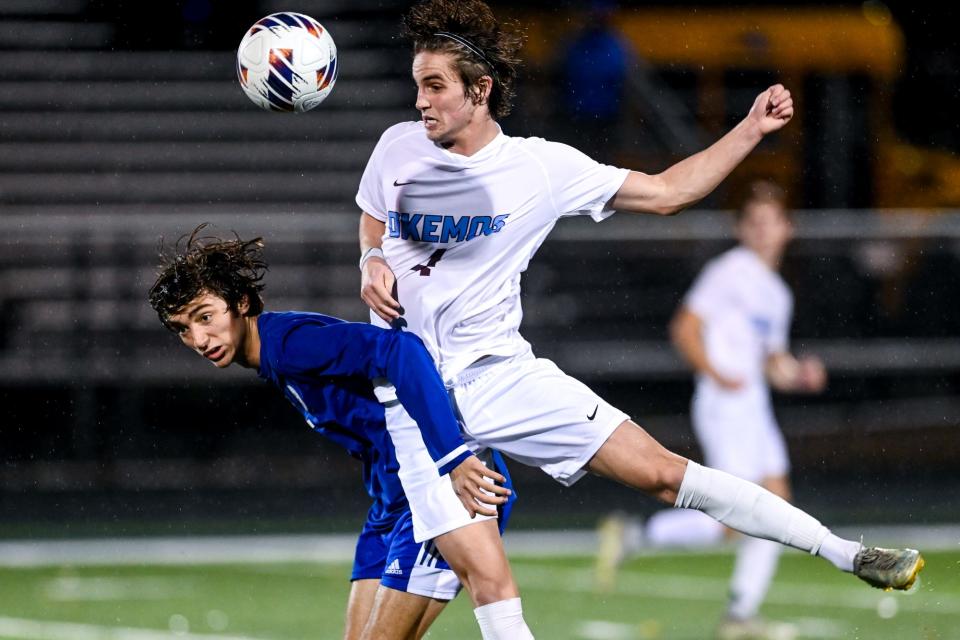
left=435, top=124, right=507, bottom=164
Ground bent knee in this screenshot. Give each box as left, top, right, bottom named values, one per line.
left=645, top=453, right=688, bottom=502
left=460, top=572, right=518, bottom=606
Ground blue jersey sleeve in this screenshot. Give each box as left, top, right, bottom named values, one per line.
left=274, top=322, right=472, bottom=475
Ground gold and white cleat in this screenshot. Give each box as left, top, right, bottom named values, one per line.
left=853, top=546, right=925, bottom=591
left=594, top=512, right=628, bottom=593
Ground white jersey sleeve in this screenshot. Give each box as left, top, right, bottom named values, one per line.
left=684, top=258, right=729, bottom=321
left=356, top=123, right=419, bottom=222
left=684, top=247, right=795, bottom=387
left=356, top=133, right=387, bottom=221
left=525, top=140, right=629, bottom=222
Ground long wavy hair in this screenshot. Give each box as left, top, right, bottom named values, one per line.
left=402, top=0, right=525, bottom=119
left=148, top=224, right=267, bottom=331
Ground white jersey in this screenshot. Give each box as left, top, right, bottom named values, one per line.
left=685, top=246, right=794, bottom=481
left=357, top=121, right=629, bottom=382
left=685, top=246, right=793, bottom=396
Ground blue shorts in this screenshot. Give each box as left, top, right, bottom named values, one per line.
left=351, top=450, right=515, bottom=600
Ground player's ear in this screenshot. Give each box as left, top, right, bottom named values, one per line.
left=471, top=76, right=492, bottom=106
left=237, top=294, right=251, bottom=316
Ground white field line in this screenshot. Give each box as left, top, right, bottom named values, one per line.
left=0, top=534, right=358, bottom=568
left=575, top=617, right=851, bottom=640
left=788, top=617, right=850, bottom=638
left=0, top=525, right=957, bottom=567
left=0, top=617, right=270, bottom=640
left=511, top=562, right=960, bottom=616
left=575, top=620, right=638, bottom=640
left=43, top=576, right=191, bottom=602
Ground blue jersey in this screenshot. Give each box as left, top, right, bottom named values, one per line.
left=256, top=311, right=473, bottom=530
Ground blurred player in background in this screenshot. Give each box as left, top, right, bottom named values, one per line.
left=596, top=180, right=827, bottom=639
left=355, top=0, right=924, bottom=627
left=148, top=227, right=520, bottom=640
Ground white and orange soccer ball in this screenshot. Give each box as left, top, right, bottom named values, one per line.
left=236, top=12, right=338, bottom=113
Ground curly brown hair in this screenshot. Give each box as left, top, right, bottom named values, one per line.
left=148, top=224, right=267, bottom=331
left=402, top=0, right=525, bottom=119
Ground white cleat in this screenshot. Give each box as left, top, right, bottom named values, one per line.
left=594, top=512, right=628, bottom=593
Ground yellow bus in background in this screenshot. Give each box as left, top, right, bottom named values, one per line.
left=516, top=5, right=960, bottom=209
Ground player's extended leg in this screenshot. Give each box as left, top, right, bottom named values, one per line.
left=587, top=421, right=923, bottom=590
left=585, top=420, right=688, bottom=502
left=356, top=583, right=447, bottom=640
left=433, top=519, right=534, bottom=640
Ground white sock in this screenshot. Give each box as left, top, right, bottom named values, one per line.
left=474, top=598, right=535, bottom=640
left=727, top=537, right=782, bottom=620
left=646, top=508, right=725, bottom=548
left=817, top=532, right=863, bottom=572
left=675, top=461, right=829, bottom=553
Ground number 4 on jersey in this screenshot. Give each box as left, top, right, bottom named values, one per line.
left=411, top=249, right=446, bottom=276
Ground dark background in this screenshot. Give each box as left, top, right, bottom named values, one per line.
left=0, top=1, right=956, bottom=537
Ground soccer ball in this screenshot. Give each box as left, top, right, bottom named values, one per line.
left=236, top=12, right=338, bottom=113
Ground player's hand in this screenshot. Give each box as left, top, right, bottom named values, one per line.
left=360, top=256, right=402, bottom=323
left=708, top=368, right=744, bottom=391
left=747, top=84, right=794, bottom=136
left=796, top=355, right=827, bottom=393
left=450, top=455, right=511, bottom=519
left=714, top=374, right=745, bottom=390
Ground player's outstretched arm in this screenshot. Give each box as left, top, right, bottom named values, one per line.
left=359, top=212, right=402, bottom=322
left=612, top=85, right=794, bottom=216
left=450, top=456, right=510, bottom=518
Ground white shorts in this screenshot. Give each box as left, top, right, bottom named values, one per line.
left=353, top=447, right=515, bottom=600
left=450, top=355, right=629, bottom=487
left=691, top=387, right=790, bottom=483
left=383, top=401, right=499, bottom=543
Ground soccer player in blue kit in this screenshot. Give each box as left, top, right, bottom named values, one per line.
left=148, top=226, right=517, bottom=640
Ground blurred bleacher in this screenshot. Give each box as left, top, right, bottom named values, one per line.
left=0, top=0, right=958, bottom=533
left=0, top=0, right=410, bottom=213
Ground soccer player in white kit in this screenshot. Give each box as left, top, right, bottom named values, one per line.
left=597, top=181, right=829, bottom=640
left=355, top=1, right=924, bottom=637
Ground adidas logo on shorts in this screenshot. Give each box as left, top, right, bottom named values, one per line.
left=385, top=559, right=403, bottom=576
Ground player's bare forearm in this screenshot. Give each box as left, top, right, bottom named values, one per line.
left=613, top=85, right=791, bottom=215
left=657, top=118, right=763, bottom=209
left=671, top=307, right=742, bottom=389
left=359, top=211, right=385, bottom=253
left=358, top=212, right=401, bottom=321
left=670, top=307, right=711, bottom=375
left=613, top=118, right=764, bottom=215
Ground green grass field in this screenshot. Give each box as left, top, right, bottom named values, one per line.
left=0, top=550, right=955, bottom=639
